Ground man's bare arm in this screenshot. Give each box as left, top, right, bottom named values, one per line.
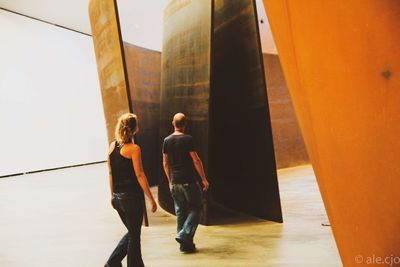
left=163, top=153, right=172, bottom=184
left=189, top=151, right=209, bottom=191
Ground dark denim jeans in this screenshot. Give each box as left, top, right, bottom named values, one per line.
left=106, top=192, right=144, bottom=267
left=170, top=182, right=202, bottom=244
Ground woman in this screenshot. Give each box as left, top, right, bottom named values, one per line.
left=105, top=113, right=157, bottom=267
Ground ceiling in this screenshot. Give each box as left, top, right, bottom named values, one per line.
left=0, top=0, right=277, bottom=53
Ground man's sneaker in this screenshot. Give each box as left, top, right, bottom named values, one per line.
left=175, top=237, right=185, bottom=244
left=180, top=243, right=197, bottom=253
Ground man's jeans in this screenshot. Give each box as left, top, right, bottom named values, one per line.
left=106, top=192, right=144, bottom=267
left=170, top=182, right=202, bottom=244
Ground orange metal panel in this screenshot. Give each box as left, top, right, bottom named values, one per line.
left=264, top=0, right=400, bottom=265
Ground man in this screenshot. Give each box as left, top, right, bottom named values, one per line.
left=162, top=113, right=209, bottom=253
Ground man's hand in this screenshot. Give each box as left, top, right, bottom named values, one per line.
left=150, top=200, right=158, bottom=213
left=202, top=179, right=209, bottom=191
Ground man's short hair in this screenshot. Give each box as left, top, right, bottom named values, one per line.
left=173, top=113, right=187, bottom=129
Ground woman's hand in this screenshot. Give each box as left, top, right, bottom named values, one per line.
left=150, top=199, right=157, bottom=213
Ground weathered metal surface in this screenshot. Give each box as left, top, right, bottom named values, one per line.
left=264, top=0, right=400, bottom=265
left=89, top=0, right=130, bottom=142
left=160, top=0, right=282, bottom=224
left=210, top=0, right=282, bottom=222
left=263, top=53, right=309, bottom=169
left=89, top=0, right=162, bottom=186
left=124, top=43, right=161, bottom=185
left=159, top=0, right=213, bottom=222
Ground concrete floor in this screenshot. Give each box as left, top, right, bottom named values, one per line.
left=0, top=163, right=341, bottom=267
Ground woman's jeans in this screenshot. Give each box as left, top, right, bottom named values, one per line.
left=170, top=182, right=202, bottom=244
left=106, top=192, right=144, bottom=267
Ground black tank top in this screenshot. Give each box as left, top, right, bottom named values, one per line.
left=109, top=141, right=144, bottom=195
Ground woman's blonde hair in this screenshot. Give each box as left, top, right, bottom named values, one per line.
left=115, top=113, right=138, bottom=146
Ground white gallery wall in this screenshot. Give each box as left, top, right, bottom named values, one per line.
left=0, top=9, right=108, bottom=176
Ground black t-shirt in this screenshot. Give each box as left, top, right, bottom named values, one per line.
left=162, top=134, right=197, bottom=184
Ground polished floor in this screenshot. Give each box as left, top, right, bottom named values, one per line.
left=0, top=164, right=341, bottom=267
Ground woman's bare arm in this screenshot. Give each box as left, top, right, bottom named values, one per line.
left=130, top=144, right=157, bottom=212
left=107, top=142, right=116, bottom=206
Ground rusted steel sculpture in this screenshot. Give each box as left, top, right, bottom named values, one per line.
left=89, top=0, right=130, bottom=142
left=160, top=0, right=282, bottom=224
left=124, top=43, right=161, bottom=186
left=89, top=0, right=161, bottom=185
left=263, top=54, right=309, bottom=169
